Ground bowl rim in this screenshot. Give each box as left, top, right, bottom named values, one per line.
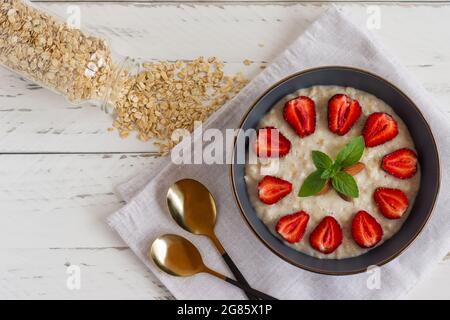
left=229, top=65, right=441, bottom=275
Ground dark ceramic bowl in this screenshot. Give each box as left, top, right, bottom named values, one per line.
left=230, top=66, right=440, bottom=275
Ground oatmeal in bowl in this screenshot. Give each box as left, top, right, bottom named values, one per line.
left=230, top=67, right=439, bottom=274
left=245, top=85, right=420, bottom=259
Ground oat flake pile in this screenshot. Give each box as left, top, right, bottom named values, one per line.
left=0, top=0, right=247, bottom=153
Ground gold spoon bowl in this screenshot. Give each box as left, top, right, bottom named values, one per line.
left=149, top=234, right=277, bottom=300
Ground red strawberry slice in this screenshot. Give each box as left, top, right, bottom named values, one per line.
left=283, top=96, right=316, bottom=137
left=257, top=176, right=292, bottom=205
left=362, top=112, right=398, bottom=147
left=254, top=127, right=291, bottom=158
left=309, top=216, right=343, bottom=254
left=328, top=94, right=362, bottom=135
left=373, top=187, right=409, bottom=219
left=276, top=211, right=310, bottom=243
left=382, top=148, right=418, bottom=179
left=351, top=210, right=383, bottom=248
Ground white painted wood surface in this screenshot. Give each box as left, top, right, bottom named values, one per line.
left=1, top=2, right=449, bottom=299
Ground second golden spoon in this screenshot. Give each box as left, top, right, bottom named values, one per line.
left=166, top=178, right=256, bottom=299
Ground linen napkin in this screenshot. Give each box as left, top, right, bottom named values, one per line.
left=108, top=7, right=450, bottom=299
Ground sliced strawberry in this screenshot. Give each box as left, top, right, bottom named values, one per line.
left=257, top=176, right=292, bottom=205
left=362, top=112, right=398, bottom=147
left=382, top=148, right=418, bottom=179
left=327, top=94, right=362, bottom=135
left=373, top=187, right=409, bottom=219
left=309, top=216, right=343, bottom=254
left=276, top=211, right=310, bottom=243
left=283, top=96, right=316, bottom=137
left=254, top=127, right=291, bottom=158
left=351, top=210, right=383, bottom=248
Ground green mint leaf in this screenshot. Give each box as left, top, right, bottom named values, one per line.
left=320, top=168, right=332, bottom=179
left=335, top=136, right=365, bottom=168
left=320, top=162, right=341, bottom=179
left=331, top=171, right=359, bottom=198
left=331, top=162, right=342, bottom=176
left=312, top=151, right=333, bottom=170
left=298, top=170, right=327, bottom=197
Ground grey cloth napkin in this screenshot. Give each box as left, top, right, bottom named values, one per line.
left=108, top=7, right=450, bottom=299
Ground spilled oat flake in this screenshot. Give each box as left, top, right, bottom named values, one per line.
left=112, top=58, right=248, bottom=155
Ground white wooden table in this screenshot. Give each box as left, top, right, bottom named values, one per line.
left=0, top=0, right=449, bottom=299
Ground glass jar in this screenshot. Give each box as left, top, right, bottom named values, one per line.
left=0, top=0, right=248, bottom=153
left=0, top=0, right=132, bottom=111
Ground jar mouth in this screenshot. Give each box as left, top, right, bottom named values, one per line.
left=101, top=56, right=136, bottom=113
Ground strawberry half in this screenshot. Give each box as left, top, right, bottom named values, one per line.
left=276, top=211, right=310, bottom=243
left=283, top=96, right=316, bottom=137
left=382, top=148, right=418, bottom=179
left=362, top=112, right=398, bottom=147
left=257, top=176, right=292, bottom=205
left=351, top=210, right=383, bottom=248
left=373, top=187, right=409, bottom=219
left=328, top=94, right=362, bottom=135
left=309, top=216, right=343, bottom=254
left=254, top=127, right=291, bottom=158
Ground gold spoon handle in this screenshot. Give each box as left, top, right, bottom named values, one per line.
left=209, top=234, right=257, bottom=300
left=204, top=267, right=278, bottom=300
left=209, top=233, right=226, bottom=255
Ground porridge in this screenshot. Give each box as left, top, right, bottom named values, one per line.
left=245, top=85, right=420, bottom=259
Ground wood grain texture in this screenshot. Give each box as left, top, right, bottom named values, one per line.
left=0, top=248, right=173, bottom=299
left=0, top=2, right=449, bottom=299
left=1, top=246, right=449, bottom=299
left=0, top=153, right=157, bottom=248
left=0, top=153, right=173, bottom=299
left=1, top=3, right=450, bottom=153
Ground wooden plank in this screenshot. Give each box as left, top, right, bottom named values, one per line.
left=0, top=153, right=157, bottom=248
left=0, top=247, right=173, bottom=299
left=1, top=3, right=450, bottom=153
left=407, top=256, right=450, bottom=299
left=1, top=2, right=450, bottom=299
left=0, top=152, right=175, bottom=299
left=0, top=152, right=449, bottom=299
left=1, top=246, right=449, bottom=299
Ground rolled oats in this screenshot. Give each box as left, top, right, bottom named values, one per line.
left=1, top=0, right=248, bottom=154
left=0, top=0, right=115, bottom=104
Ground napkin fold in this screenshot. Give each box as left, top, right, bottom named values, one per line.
left=108, top=7, right=450, bottom=299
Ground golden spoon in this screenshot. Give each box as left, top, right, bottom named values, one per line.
left=149, top=234, right=276, bottom=300
left=167, top=178, right=255, bottom=299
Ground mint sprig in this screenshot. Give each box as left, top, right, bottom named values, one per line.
left=312, top=151, right=333, bottom=170
left=332, top=171, right=359, bottom=198
left=320, top=162, right=341, bottom=180
left=335, top=136, right=365, bottom=167
left=298, top=170, right=327, bottom=197
left=298, top=136, right=364, bottom=199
